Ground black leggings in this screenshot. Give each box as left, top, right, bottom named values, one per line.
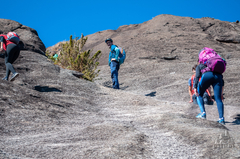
left=5, top=44, right=20, bottom=79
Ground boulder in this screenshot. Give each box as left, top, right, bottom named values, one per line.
left=0, top=19, right=46, bottom=55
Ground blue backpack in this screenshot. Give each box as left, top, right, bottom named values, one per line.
left=116, top=46, right=126, bottom=65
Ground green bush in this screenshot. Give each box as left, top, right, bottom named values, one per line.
left=46, top=51, right=57, bottom=63
left=49, top=34, right=102, bottom=81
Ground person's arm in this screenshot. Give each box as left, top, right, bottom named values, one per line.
left=193, top=65, right=201, bottom=96
left=0, top=42, right=3, bottom=51
left=189, top=86, right=193, bottom=102
left=0, top=42, right=5, bottom=58
left=114, top=47, right=120, bottom=61
left=194, top=65, right=201, bottom=89
left=221, top=86, right=224, bottom=101
left=0, top=36, right=4, bottom=42
left=0, top=37, right=3, bottom=52
left=188, top=78, right=193, bottom=102
left=108, top=51, right=111, bottom=66
left=0, top=36, right=5, bottom=56
left=111, top=46, right=120, bottom=62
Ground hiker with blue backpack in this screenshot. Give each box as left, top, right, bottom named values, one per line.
left=194, top=47, right=226, bottom=124
left=105, top=38, right=126, bottom=89
left=0, top=32, right=20, bottom=81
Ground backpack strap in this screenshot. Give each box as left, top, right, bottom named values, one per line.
left=111, top=45, right=117, bottom=54
left=191, top=75, right=195, bottom=94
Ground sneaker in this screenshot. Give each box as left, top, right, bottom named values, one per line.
left=196, top=112, right=206, bottom=119
left=2, top=77, right=8, bottom=81
left=218, top=118, right=225, bottom=125
left=10, top=73, right=19, bottom=81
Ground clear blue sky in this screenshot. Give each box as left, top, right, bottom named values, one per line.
left=1, top=0, right=239, bottom=48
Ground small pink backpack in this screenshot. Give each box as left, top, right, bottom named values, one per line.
left=199, top=47, right=226, bottom=74
left=198, top=47, right=220, bottom=64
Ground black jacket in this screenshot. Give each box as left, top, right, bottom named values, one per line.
left=194, top=64, right=206, bottom=89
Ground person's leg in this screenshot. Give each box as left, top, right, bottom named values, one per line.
left=110, top=62, right=115, bottom=87
left=192, top=94, right=198, bottom=104
left=196, top=72, right=214, bottom=118
left=4, top=52, right=11, bottom=79
left=116, top=62, right=119, bottom=89
left=110, top=61, right=119, bottom=89
left=5, top=44, right=20, bottom=79
left=212, top=74, right=224, bottom=120
left=196, top=96, right=205, bottom=113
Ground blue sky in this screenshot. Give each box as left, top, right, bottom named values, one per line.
left=1, top=0, right=239, bottom=48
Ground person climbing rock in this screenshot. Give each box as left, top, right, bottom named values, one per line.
left=0, top=33, right=20, bottom=81
left=105, top=38, right=120, bottom=89
left=194, top=47, right=226, bottom=125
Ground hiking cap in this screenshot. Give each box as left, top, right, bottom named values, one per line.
left=105, top=38, right=113, bottom=43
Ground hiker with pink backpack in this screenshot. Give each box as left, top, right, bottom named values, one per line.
left=193, top=47, right=226, bottom=124
left=0, top=32, right=20, bottom=81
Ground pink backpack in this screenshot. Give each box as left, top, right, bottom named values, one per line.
left=6, top=32, right=20, bottom=44
left=198, top=47, right=220, bottom=64
left=199, top=47, right=227, bottom=74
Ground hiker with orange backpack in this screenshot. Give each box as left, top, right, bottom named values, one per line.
left=194, top=47, right=226, bottom=124
left=0, top=32, right=20, bottom=81
left=188, top=64, right=213, bottom=105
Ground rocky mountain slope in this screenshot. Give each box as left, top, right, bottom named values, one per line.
left=1, top=15, right=240, bottom=158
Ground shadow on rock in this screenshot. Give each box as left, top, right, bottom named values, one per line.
left=145, top=91, right=156, bottom=97
left=102, top=81, right=129, bottom=90
left=232, top=114, right=240, bottom=125
left=102, top=81, right=113, bottom=88
left=34, top=85, right=62, bottom=92
left=120, top=83, right=129, bottom=90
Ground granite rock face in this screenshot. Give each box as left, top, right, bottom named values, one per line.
left=1, top=15, right=240, bottom=159
left=0, top=19, right=46, bottom=54
left=84, top=14, right=240, bottom=106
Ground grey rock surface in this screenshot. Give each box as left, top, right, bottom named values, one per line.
left=1, top=14, right=240, bottom=158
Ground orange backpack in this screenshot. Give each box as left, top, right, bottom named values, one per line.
left=191, top=74, right=210, bottom=96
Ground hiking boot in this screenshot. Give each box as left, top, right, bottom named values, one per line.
left=10, top=73, right=19, bottom=81
left=196, top=112, right=206, bottom=119
left=2, top=77, right=8, bottom=81
left=218, top=118, right=225, bottom=125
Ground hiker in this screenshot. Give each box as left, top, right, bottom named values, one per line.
left=188, top=64, right=213, bottom=105
left=105, top=38, right=121, bottom=89
left=0, top=33, right=20, bottom=81
left=194, top=47, right=226, bottom=124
